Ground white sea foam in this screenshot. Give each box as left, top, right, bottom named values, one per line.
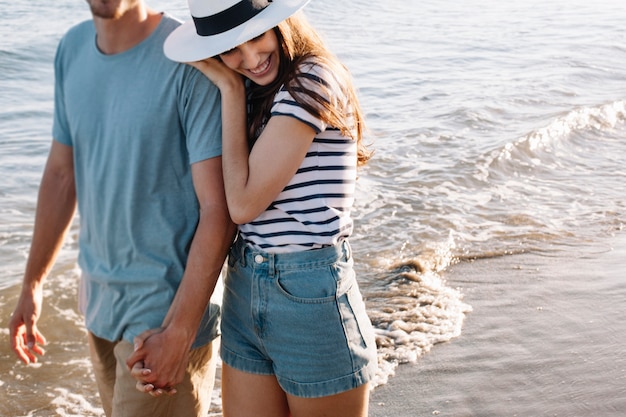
left=49, top=388, right=104, bottom=417
left=367, top=237, right=473, bottom=388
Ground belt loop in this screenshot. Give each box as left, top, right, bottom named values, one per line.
left=268, top=253, right=275, bottom=277
left=227, top=242, right=236, bottom=268
left=240, top=239, right=247, bottom=268
left=342, top=240, right=352, bottom=261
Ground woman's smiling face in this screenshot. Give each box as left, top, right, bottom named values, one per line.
left=219, top=30, right=281, bottom=86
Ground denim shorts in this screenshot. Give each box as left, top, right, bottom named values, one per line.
left=220, top=237, right=378, bottom=398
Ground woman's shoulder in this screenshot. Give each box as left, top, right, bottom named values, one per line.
left=290, top=57, right=349, bottom=101
left=295, top=57, right=341, bottom=83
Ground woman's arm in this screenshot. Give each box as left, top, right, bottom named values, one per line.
left=190, top=59, right=317, bottom=224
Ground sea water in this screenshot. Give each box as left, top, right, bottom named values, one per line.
left=1, top=0, right=625, bottom=415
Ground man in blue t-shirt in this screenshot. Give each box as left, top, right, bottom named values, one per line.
left=7, top=1, right=235, bottom=416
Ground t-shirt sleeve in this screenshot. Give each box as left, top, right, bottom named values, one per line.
left=178, top=65, right=223, bottom=164
left=270, top=62, right=344, bottom=134
left=52, top=36, right=72, bottom=146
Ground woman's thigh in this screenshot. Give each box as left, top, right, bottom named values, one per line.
left=221, top=363, right=290, bottom=417
left=286, top=383, right=370, bottom=417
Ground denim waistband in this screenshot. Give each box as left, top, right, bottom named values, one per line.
left=231, top=237, right=352, bottom=272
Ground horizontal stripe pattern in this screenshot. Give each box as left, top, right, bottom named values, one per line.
left=239, top=61, right=357, bottom=253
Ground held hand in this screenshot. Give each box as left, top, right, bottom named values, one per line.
left=126, top=327, right=190, bottom=395
left=127, top=328, right=177, bottom=396
left=130, top=361, right=177, bottom=397
left=9, top=288, right=47, bottom=364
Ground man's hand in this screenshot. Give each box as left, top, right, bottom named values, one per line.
left=9, top=287, right=47, bottom=363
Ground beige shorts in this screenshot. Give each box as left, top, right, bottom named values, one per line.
left=87, top=332, right=218, bottom=417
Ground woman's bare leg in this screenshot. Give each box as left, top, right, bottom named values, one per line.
left=287, top=383, right=370, bottom=417
left=221, top=363, right=290, bottom=417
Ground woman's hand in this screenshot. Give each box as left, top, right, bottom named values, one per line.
left=130, top=361, right=176, bottom=397
left=187, top=58, right=245, bottom=94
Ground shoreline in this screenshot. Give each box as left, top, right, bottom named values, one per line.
left=2, top=235, right=624, bottom=416
left=369, top=233, right=626, bottom=416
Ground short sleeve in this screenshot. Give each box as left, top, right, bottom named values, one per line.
left=270, top=61, right=345, bottom=134
left=52, top=36, right=72, bottom=146
left=178, top=65, right=223, bottom=164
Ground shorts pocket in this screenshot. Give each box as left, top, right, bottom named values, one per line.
left=275, top=262, right=354, bottom=304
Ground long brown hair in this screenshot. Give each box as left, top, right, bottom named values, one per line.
left=246, top=12, right=372, bottom=166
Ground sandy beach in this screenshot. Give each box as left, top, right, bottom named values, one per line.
left=369, top=233, right=626, bottom=417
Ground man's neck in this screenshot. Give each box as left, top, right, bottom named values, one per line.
left=93, top=5, right=161, bottom=55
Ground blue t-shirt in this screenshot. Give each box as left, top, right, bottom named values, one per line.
left=52, top=14, right=222, bottom=346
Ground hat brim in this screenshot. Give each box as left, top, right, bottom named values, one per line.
left=164, top=0, right=310, bottom=63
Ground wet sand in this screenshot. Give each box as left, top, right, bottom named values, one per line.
left=369, top=234, right=626, bottom=417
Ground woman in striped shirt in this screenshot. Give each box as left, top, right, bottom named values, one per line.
left=162, top=1, right=377, bottom=415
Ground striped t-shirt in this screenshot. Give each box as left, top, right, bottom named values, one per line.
left=239, top=61, right=358, bottom=253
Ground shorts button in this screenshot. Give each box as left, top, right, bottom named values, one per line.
left=254, top=254, right=264, bottom=264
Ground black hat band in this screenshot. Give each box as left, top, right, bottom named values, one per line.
left=193, top=0, right=271, bottom=36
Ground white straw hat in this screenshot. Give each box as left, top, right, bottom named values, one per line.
left=164, top=0, right=311, bottom=62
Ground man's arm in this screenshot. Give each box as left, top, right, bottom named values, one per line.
left=9, top=140, right=77, bottom=363
left=127, top=156, right=236, bottom=389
